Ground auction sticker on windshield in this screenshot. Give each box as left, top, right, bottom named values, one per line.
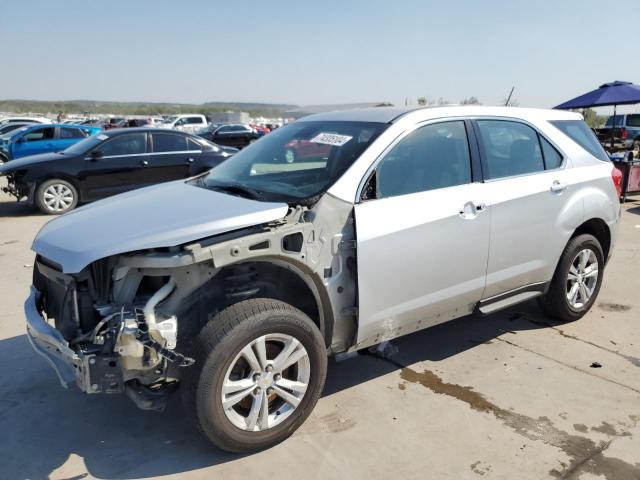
left=310, top=133, right=353, bottom=147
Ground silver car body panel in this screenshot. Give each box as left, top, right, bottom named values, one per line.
left=27, top=106, right=621, bottom=368
left=31, top=180, right=289, bottom=273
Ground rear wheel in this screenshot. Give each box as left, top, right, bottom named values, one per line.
left=538, top=234, right=604, bottom=322
left=35, top=179, right=78, bottom=215
left=183, top=298, right=327, bottom=452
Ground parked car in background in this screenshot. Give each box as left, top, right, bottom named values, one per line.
left=160, top=114, right=207, bottom=133
left=0, top=128, right=235, bottom=214
left=0, top=122, right=30, bottom=136
left=0, top=116, right=52, bottom=126
left=0, top=124, right=101, bottom=163
left=103, top=118, right=127, bottom=130
left=284, top=138, right=332, bottom=163
left=596, top=114, right=640, bottom=150
left=251, top=124, right=271, bottom=136
left=198, top=123, right=260, bottom=148
left=20, top=106, right=619, bottom=453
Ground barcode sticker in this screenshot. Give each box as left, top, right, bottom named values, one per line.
left=309, top=133, right=353, bottom=147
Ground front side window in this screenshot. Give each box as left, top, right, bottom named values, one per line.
left=550, top=120, right=609, bottom=162
left=23, top=127, right=55, bottom=142
left=375, top=121, right=472, bottom=199
left=152, top=133, right=187, bottom=153
left=99, top=133, right=146, bottom=156
left=477, top=120, right=544, bottom=179
left=60, top=127, right=86, bottom=139
left=198, top=121, right=387, bottom=202
left=187, top=117, right=203, bottom=124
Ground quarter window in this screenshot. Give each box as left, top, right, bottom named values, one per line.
left=153, top=133, right=188, bottom=152
left=376, top=121, right=472, bottom=199
left=477, top=120, right=544, bottom=179
left=100, top=133, right=146, bottom=156
left=540, top=136, right=563, bottom=169
left=550, top=120, right=610, bottom=162
left=187, top=138, right=202, bottom=151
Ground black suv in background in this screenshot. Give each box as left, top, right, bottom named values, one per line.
left=0, top=128, right=236, bottom=214
left=196, top=124, right=260, bottom=149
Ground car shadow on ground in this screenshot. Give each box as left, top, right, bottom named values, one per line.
left=0, top=199, right=39, bottom=217
left=0, top=300, right=556, bottom=479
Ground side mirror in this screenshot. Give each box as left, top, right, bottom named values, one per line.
left=89, top=149, right=103, bottom=160
left=16, top=137, right=25, bottom=143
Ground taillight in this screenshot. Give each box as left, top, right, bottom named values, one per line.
left=612, top=166, right=623, bottom=198
left=621, top=128, right=629, bottom=140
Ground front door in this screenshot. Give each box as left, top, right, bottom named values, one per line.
left=354, top=120, right=491, bottom=347
left=12, top=126, right=56, bottom=158
left=80, top=132, right=149, bottom=200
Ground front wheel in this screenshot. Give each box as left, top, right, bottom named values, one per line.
left=538, top=234, right=604, bottom=322
left=35, top=179, right=79, bottom=215
left=183, top=298, right=327, bottom=452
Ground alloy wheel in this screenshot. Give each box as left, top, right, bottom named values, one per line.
left=566, top=248, right=599, bottom=309
left=221, top=333, right=310, bottom=432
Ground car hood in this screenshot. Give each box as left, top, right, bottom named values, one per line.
left=32, top=180, right=289, bottom=273
left=0, top=152, right=64, bottom=173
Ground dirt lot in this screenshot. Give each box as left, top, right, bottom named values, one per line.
left=0, top=182, right=639, bottom=480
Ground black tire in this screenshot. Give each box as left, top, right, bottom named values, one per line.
left=35, top=179, right=79, bottom=215
left=182, top=298, right=327, bottom=453
left=538, top=234, right=604, bottom=322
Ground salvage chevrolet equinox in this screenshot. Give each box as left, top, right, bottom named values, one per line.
left=25, top=106, right=620, bottom=452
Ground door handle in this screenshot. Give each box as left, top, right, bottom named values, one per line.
left=186, top=157, right=195, bottom=163
left=140, top=160, right=149, bottom=166
left=550, top=180, right=568, bottom=193
left=459, top=201, right=486, bottom=219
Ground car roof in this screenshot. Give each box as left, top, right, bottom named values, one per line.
left=104, top=127, right=195, bottom=136
left=297, top=105, right=583, bottom=124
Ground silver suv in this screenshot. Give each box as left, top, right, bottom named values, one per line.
left=25, top=106, right=620, bottom=452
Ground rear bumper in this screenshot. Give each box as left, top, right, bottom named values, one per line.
left=25, top=286, right=82, bottom=388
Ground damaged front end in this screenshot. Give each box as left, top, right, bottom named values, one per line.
left=27, top=256, right=200, bottom=410
left=1, top=171, right=31, bottom=201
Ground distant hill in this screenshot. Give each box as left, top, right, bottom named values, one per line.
left=0, top=99, right=298, bottom=117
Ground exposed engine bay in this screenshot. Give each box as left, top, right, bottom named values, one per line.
left=30, top=194, right=358, bottom=410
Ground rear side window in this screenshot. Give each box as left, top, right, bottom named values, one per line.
left=550, top=120, right=609, bottom=162
left=477, top=120, right=544, bottom=179
left=376, top=121, right=472, bottom=198
left=153, top=133, right=188, bottom=152
left=60, top=127, right=86, bottom=139
left=627, top=114, right=640, bottom=127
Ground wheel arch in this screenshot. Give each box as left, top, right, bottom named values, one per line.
left=571, top=217, right=611, bottom=262
left=192, top=257, right=334, bottom=349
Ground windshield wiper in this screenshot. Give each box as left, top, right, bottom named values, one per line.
left=208, top=182, right=264, bottom=200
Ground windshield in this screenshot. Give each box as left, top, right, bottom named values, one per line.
left=1, top=127, right=29, bottom=141
left=62, top=132, right=106, bottom=155
left=197, top=120, right=387, bottom=203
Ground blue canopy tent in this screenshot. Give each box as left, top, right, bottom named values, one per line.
left=555, top=81, right=640, bottom=149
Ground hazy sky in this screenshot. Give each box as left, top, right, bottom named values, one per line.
left=2, top=0, right=639, bottom=110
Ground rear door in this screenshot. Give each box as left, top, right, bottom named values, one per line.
left=12, top=126, right=56, bottom=158
left=80, top=132, right=150, bottom=200
left=148, top=132, right=196, bottom=181
left=354, top=120, right=491, bottom=346
left=473, top=119, right=576, bottom=300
